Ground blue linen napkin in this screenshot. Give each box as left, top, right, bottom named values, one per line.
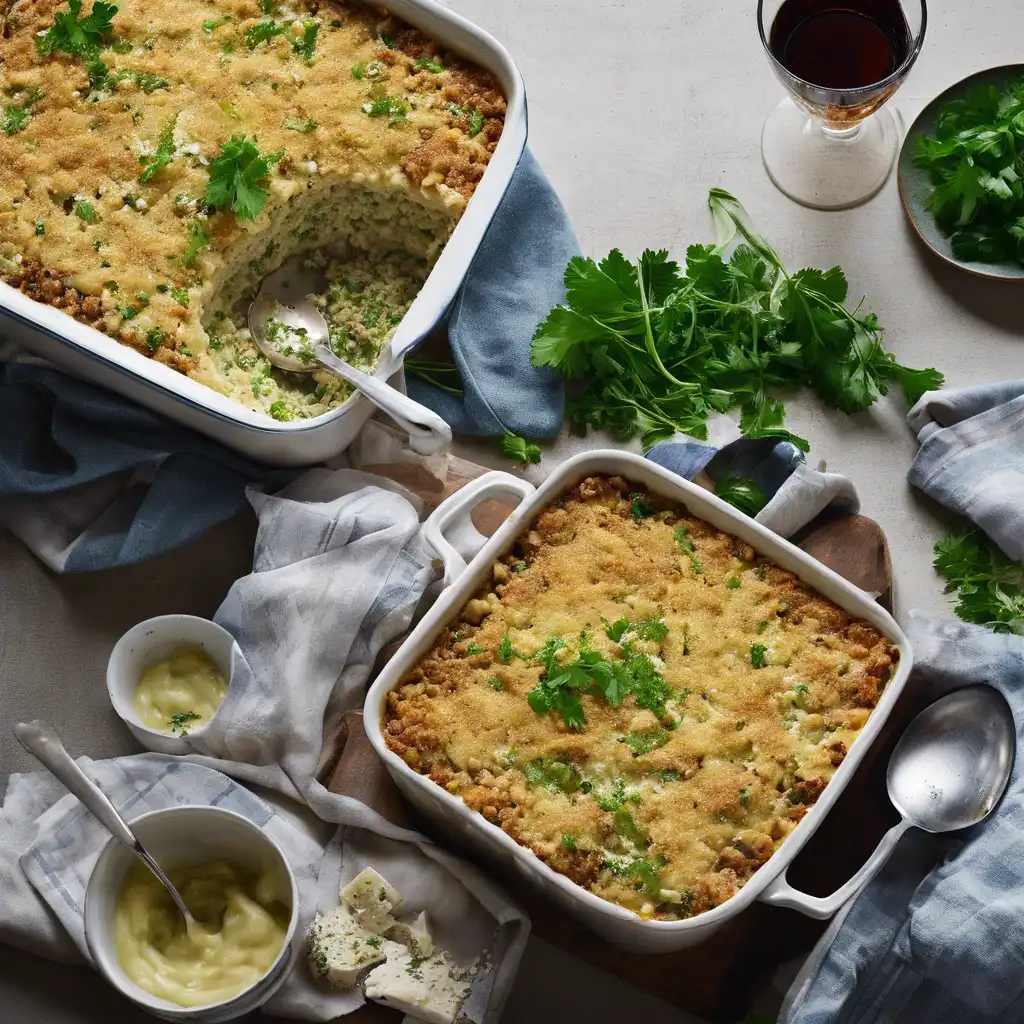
left=0, top=363, right=296, bottom=572
left=781, top=614, right=1024, bottom=1024
left=907, top=380, right=1024, bottom=560
left=0, top=147, right=577, bottom=571
left=406, top=147, right=577, bottom=439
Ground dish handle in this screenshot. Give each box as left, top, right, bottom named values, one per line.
left=757, top=818, right=912, bottom=919
left=422, top=471, right=536, bottom=587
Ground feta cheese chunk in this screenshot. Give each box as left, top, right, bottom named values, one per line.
left=363, top=945, right=472, bottom=1024
left=341, top=867, right=403, bottom=915
left=306, top=906, right=387, bottom=988
left=386, top=910, right=434, bottom=957
left=354, top=902, right=397, bottom=937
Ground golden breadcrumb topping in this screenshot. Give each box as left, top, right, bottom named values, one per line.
left=0, top=0, right=503, bottom=411
left=384, top=476, right=897, bottom=920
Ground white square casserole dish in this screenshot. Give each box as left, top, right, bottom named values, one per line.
left=0, top=0, right=526, bottom=467
left=364, top=450, right=913, bottom=953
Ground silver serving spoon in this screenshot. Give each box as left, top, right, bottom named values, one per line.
left=763, top=685, right=1016, bottom=917
left=248, top=262, right=452, bottom=456
left=14, top=720, right=195, bottom=927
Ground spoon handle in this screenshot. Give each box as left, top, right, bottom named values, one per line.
left=314, top=345, right=452, bottom=456
left=14, top=720, right=137, bottom=849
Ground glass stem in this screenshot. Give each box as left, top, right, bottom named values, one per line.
left=820, top=123, right=864, bottom=142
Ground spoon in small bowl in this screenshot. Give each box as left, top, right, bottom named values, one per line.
left=763, top=684, right=1016, bottom=917
left=248, top=263, right=452, bottom=456
left=14, top=720, right=195, bottom=928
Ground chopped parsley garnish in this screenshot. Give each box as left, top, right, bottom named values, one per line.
left=756, top=620, right=770, bottom=633
left=465, top=642, right=485, bottom=655
left=268, top=400, right=292, bottom=422
left=258, top=0, right=273, bottom=13
left=284, top=116, right=317, bottom=133
left=35, top=0, right=116, bottom=59
left=203, top=16, right=229, bottom=33
left=244, top=17, right=286, bottom=49
left=749, top=643, right=768, bottom=669
left=362, top=97, right=408, bottom=124
left=366, top=935, right=382, bottom=949
left=524, top=757, right=582, bottom=794
left=500, top=434, right=541, bottom=465
left=292, top=19, right=319, bottom=62
left=380, top=33, right=395, bottom=47
left=673, top=525, right=703, bottom=573
left=739, top=786, right=751, bottom=807
left=1, top=88, right=43, bottom=137
left=144, top=326, right=165, bottom=352
left=204, top=135, right=283, bottom=222
left=604, top=615, right=668, bottom=644
left=34, top=220, right=45, bottom=235
left=168, top=710, right=202, bottom=735
left=620, top=730, right=670, bottom=755
left=415, top=56, right=444, bottom=73
left=613, top=808, right=647, bottom=846
left=596, top=778, right=642, bottom=812
left=497, top=632, right=517, bottom=664
left=726, top=576, right=741, bottom=589
left=74, top=200, right=97, bottom=222
left=629, top=493, right=658, bottom=519
left=169, top=285, right=189, bottom=306
left=138, top=114, right=177, bottom=183
left=486, top=675, right=504, bottom=691
left=468, top=107, right=484, bottom=136
left=181, top=219, right=211, bottom=267
left=561, top=833, right=577, bottom=851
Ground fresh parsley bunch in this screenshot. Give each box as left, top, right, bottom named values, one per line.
left=531, top=189, right=942, bottom=450
left=934, top=527, right=1024, bottom=634
left=914, top=81, right=1024, bottom=265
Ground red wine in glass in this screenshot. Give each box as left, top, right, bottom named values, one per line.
left=769, top=0, right=912, bottom=93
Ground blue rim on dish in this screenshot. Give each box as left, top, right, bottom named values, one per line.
left=898, top=63, right=1024, bottom=281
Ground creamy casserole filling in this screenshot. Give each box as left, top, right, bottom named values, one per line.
left=385, top=476, right=898, bottom=921
left=0, top=0, right=504, bottom=418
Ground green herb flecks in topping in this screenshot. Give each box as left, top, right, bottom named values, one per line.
left=380, top=33, right=395, bottom=47
left=268, top=400, right=292, bottom=422
left=613, top=808, right=648, bottom=846
left=245, top=17, right=286, bottom=49
left=726, top=576, right=741, bottom=589
left=262, top=316, right=315, bottom=364
left=138, top=114, right=177, bottom=184
left=1, top=88, right=43, bottom=137
left=35, top=0, right=116, bottom=59
left=468, top=108, right=484, bottom=136
left=284, top=116, right=317, bottom=133
left=415, top=56, right=444, bottom=73
left=595, top=777, right=642, bottom=812
left=625, top=649, right=672, bottom=718
left=524, top=757, right=582, bottom=795
left=620, top=730, right=670, bottom=756
left=530, top=189, right=943, bottom=450
left=204, top=135, right=283, bottom=222
left=292, top=20, right=319, bottom=63
left=35, top=220, right=46, bottom=235
left=561, top=833, right=577, bottom=851
left=629, top=493, right=658, bottom=519
left=500, top=434, right=541, bottom=465
left=181, top=218, right=211, bottom=267
left=169, top=285, right=189, bottom=307
left=362, top=97, right=408, bottom=125
left=74, top=200, right=97, bottom=222
left=715, top=476, right=769, bottom=516
left=465, top=642, right=485, bottom=655
left=604, top=615, right=667, bottom=644
left=497, top=632, right=520, bottom=664
left=757, top=620, right=770, bottom=634
left=739, top=786, right=751, bottom=807
left=258, top=0, right=273, bottom=13
left=168, top=710, right=201, bottom=735
left=749, top=643, right=768, bottom=669
left=144, top=326, right=165, bottom=352
left=934, top=527, right=1024, bottom=634
left=486, top=675, right=504, bottom=691
left=203, top=16, right=229, bottom=33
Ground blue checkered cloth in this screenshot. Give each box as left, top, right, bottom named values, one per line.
left=782, top=613, right=1024, bottom=1024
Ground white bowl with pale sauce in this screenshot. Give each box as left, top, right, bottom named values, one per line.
left=107, top=615, right=237, bottom=754
left=84, top=805, right=299, bottom=1022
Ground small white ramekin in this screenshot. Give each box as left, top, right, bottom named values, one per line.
left=84, top=805, right=299, bottom=1023
left=107, top=615, right=238, bottom=755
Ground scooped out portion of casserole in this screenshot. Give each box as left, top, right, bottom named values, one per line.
left=0, top=0, right=504, bottom=420
left=384, top=476, right=898, bottom=921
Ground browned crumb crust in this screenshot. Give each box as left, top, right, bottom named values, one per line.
left=384, top=475, right=897, bottom=921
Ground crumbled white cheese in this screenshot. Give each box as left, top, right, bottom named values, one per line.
left=354, top=903, right=397, bottom=936
left=363, top=945, right=472, bottom=1024
left=386, top=910, right=433, bottom=957
left=306, top=906, right=387, bottom=988
left=341, top=866, right=403, bottom=916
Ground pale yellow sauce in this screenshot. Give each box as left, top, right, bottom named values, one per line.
left=133, top=648, right=228, bottom=735
left=114, top=860, right=289, bottom=1008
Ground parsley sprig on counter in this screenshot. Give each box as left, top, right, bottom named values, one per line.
left=531, top=189, right=943, bottom=450
left=914, top=80, right=1024, bottom=266
left=934, top=527, right=1024, bottom=634
left=204, top=135, right=283, bottom=222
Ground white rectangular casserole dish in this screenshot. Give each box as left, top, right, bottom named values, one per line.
left=364, top=450, right=914, bottom=953
left=0, top=0, right=526, bottom=467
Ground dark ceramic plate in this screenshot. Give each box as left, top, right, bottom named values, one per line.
left=898, top=64, right=1024, bottom=281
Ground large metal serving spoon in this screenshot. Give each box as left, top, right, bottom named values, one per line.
left=14, top=720, right=195, bottom=927
left=763, top=685, right=1016, bottom=917
left=248, top=262, right=452, bottom=456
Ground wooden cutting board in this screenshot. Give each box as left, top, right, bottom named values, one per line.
left=327, top=459, right=911, bottom=1023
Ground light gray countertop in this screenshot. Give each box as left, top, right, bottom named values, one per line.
left=3, top=0, right=1022, bottom=1020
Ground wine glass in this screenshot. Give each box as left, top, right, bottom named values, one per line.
left=757, top=0, right=927, bottom=210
